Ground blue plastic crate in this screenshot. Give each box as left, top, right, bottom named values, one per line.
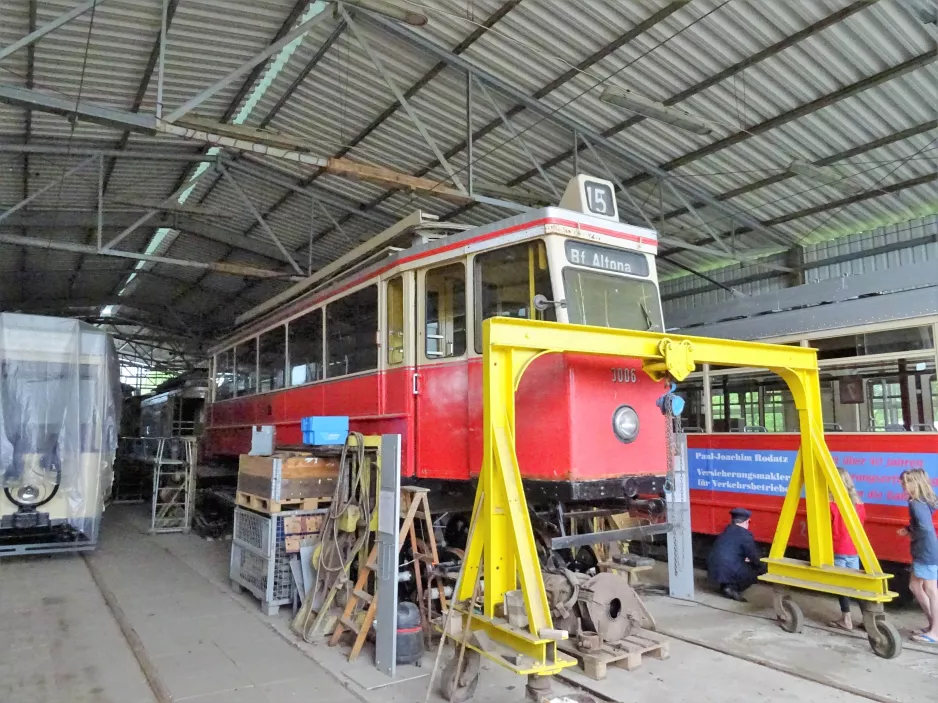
left=300, top=416, right=348, bottom=445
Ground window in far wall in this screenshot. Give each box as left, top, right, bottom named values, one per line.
left=235, top=341, right=257, bottom=396
left=258, top=326, right=286, bottom=392
left=289, top=308, right=323, bottom=386
left=215, top=348, right=234, bottom=400
left=327, top=286, right=378, bottom=377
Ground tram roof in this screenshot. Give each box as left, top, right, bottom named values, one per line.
left=209, top=204, right=658, bottom=351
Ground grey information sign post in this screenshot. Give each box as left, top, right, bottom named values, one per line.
left=667, top=433, right=696, bottom=601
left=375, top=434, right=402, bottom=676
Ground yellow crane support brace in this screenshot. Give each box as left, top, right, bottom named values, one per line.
left=449, top=317, right=894, bottom=680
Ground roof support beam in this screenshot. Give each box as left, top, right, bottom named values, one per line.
left=504, top=1, right=883, bottom=189
left=164, top=3, right=331, bottom=123
left=217, top=164, right=304, bottom=275
left=102, top=0, right=181, bottom=192
left=0, top=211, right=291, bottom=263
left=342, top=7, right=467, bottom=196
left=620, top=48, right=938, bottom=190
left=101, top=166, right=214, bottom=251
left=0, top=233, right=304, bottom=280
left=359, top=11, right=789, bottom=248
left=0, top=154, right=98, bottom=226
left=0, top=0, right=107, bottom=62
left=656, top=120, right=938, bottom=241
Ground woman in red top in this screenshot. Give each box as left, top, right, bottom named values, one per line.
left=829, top=467, right=867, bottom=631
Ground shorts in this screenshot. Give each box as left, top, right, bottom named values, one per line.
left=834, top=554, right=860, bottom=570
left=912, top=562, right=938, bottom=580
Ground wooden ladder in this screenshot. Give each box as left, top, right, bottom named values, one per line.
left=328, top=486, right=440, bottom=661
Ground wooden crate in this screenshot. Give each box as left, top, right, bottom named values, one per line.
left=235, top=490, right=329, bottom=515
left=558, top=629, right=669, bottom=679
left=237, top=453, right=339, bottom=502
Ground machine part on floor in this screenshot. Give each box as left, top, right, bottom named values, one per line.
left=577, top=573, right=645, bottom=642
left=0, top=314, right=120, bottom=556
left=576, top=631, right=601, bottom=653
left=526, top=673, right=553, bottom=702
left=396, top=601, right=425, bottom=666
left=441, top=641, right=482, bottom=703
left=375, top=433, right=402, bottom=676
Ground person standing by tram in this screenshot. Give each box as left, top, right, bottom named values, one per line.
left=828, top=467, right=866, bottom=631
left=898, top=469, right=938, bottom=644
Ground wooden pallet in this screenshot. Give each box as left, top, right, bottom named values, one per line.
left=558, top=629, right=669, bottom=679
left=235, top=491, right=329, bottom=514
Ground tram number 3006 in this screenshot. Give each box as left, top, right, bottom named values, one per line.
left=611, top=368, right=637, bottom=383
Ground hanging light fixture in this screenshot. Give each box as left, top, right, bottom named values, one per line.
left=329, top=0, right=428, bottom=26
left=599, top=87, right=713, bottom=135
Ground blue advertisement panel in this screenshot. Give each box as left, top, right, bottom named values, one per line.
left=688, top=447, right=938, bottom=507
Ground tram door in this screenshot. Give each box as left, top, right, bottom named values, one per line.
left=414, top=262, right=471, bottom=480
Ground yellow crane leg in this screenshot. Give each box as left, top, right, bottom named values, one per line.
left=444, top=318, right=896, bottom=692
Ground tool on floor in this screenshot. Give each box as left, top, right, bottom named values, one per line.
left=329, top=486, right=439, bottom=662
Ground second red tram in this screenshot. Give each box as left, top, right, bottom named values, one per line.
left=204, top=176, right=670, bottom=504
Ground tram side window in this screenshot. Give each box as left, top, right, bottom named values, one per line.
left=235, top=341, right=258, bottom=397
left=387, top=276, right=405, bottom=366
left=289, top=308, right=323, bottom=385
left=327, top=286, right=378, bottom=377
left=215, top=348, right=234, bottom=401
left=474, top=241, right=553, bottom=353
left=258, top=326, right=286, bottom=393
left=425, top=263, right=466, bottom=359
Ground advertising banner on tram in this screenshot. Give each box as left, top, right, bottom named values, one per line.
left=687, top=445, right=938, bottom=507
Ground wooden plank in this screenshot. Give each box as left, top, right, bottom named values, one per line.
left=557, top=629, right=669, bottom=679
left=235, top=491, right=329, bottom=515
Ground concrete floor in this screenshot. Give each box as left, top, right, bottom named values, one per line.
left=1, top=505, right=936, bottom=703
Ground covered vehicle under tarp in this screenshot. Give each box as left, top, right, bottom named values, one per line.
left=0, top=313, right=120, bottom=555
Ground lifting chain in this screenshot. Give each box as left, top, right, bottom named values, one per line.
left=657, top=381, right=684, bottom=575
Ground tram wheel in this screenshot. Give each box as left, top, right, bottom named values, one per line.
left=867, top=620, right=902, bottom=659
left=440, top=647, right=481, bottom=702
left=777, top=598, right=804, bottom=634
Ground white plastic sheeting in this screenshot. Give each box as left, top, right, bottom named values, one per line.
left=0, top=313, right=120, bottom=550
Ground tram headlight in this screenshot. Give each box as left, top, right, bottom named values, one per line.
left=15, top=485, right=42, bottom=505
left=612, top=405, right=639, bottom=444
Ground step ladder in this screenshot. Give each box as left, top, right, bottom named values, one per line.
left=328, top=486, right=440, bottom=662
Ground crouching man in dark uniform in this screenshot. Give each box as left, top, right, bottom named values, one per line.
left=707, top=508, right=767, bottom=602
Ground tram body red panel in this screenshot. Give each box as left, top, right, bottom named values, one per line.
left=205, top=352, right=668, bottom=487
left=687, top=433, right=938, bottom=565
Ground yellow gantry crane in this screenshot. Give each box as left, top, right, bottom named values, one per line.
left=438, top=318, right=898, bottom=700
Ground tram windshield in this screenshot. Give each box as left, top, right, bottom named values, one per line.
left=563, top=268, right=663, bottom=332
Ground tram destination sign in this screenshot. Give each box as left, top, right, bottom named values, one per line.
left=565, top=241, right=648, bottom=277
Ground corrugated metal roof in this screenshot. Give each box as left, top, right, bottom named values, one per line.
left=1, top=0, right=936, bottom=368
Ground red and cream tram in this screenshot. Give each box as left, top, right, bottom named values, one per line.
left=204, top=176, right=670, bottom=505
